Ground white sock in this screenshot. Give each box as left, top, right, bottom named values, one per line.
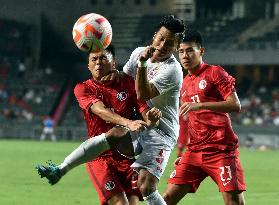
left=58, top=133, right=110, bottom=175
left=145, top=190, right=167, bottom=205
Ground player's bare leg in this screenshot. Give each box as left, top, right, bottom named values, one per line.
left=107, top=192, right=129, bottom=205
left=163, top=184, right=192, bottom=205
left=222, top=191, right=245, bottom=205
left=137, top=169, right=167, bottom=205
left=127, top=195, right=140, bottom=205
left=108, top=193, right=139, bottom=205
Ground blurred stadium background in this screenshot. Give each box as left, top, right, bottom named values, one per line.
left=1, top=0, right=279, bottom=204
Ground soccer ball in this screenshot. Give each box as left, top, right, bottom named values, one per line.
left=72, top=13, right=112, bottom=52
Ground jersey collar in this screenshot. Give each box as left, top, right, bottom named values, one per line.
left=91, top=78, right=115, bottom=87
left=189, top=62, right=208, bottom=78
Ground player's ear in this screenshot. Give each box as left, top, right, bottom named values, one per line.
left=175, top=43, right=180, bottom=52
left=153, top=32, right=157, bottom=40
left=112, top=60, right=116, bottom=69
left=200, top=47, right=205, bottom=56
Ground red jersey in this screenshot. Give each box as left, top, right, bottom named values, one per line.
left=180, top=62, right=238, bottom=152
left=177, top=115, right=189, bottom=150
left=74, top=73, right=148, bottom=147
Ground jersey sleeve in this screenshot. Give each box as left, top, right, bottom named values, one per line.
left=74, top=83, right=100, bottom=111
left=123, top=47, right=145, bottom=78
left=212, top=66, right=236, bottom=100
left=150, top=63, right=183, bottom=95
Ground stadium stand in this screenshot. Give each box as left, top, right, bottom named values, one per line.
left=0, top=19, right=68, bottom=137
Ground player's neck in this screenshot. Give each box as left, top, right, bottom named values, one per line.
left=188, top=62, right=202, bottom=75
left=150, top=55, right=170, bottom=63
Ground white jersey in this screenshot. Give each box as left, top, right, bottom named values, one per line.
left=123, top=47, right=183, bottom=145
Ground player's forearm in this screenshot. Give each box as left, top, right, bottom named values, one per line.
left=135, top=67, right=152, bottom=101
left=200, top=100, right=241, bottom=113
left=95, top=109, right=131, bottom=127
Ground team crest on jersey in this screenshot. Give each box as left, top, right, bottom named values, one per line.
left=104, top=180, right=115, bottom=191
left=116, top=91, right=127, bottom=101
left=199, top=80, right=207, bottom=89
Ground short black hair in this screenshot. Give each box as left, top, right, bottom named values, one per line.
left=87, top=44, right=115, bottom=59
left=183, top=29, right=203, bottom=47
left=157, top=15, right=185, bottom=41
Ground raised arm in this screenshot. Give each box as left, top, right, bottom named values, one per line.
left=136, top=47, right=160, bottom=101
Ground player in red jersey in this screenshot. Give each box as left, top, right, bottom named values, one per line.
left=37, top=45, right=161, bottom=205
left=163, top=30, right=246, bottom=205
left=74, top=45, right=147, bottom=205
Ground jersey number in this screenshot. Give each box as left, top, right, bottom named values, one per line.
left=190, top=94, right=200, bottom=103
left=219, top=166, right=232, bottom=183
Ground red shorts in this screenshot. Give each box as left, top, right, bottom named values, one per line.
left=86, top=151, right=143, bottom=205
left=168, top=149, right=246, bottom=193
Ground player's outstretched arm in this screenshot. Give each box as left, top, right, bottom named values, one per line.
left=91, top=101, right=147, bottom=132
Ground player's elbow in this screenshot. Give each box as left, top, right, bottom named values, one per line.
left=233, top=101, right=241, bottom=112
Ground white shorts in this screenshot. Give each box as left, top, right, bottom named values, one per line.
left=130, top=128, right=174, bottom=180
left=43, top=127, right=54, bottom=134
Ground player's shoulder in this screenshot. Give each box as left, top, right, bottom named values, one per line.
left=74, top=79, right=92, bottom=95
left=120, top=72, right=133, bottom=81
left=204, top=63, right=233, bottom=82
left=205, top=63, right=226, bottom=72
left=164, top=57, right=183, bottom=77
left=133, top=46, right=146, bottom=54
left=130, top=47, right=146, bottom=58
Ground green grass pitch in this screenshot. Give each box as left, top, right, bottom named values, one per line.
left=0, top=139, right=279, bottom=205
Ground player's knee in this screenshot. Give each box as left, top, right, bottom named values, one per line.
left=106, top=126, right=129, bottom=139
left=224, top=191, right=245, bottom=205
left=138, top=176, right=157, bottom=196
left=139, top=184, right=156, bottom=197
left=162, top=192, right=171, bottom=204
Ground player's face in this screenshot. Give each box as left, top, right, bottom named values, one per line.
left=88, top=51, right=114, bottom=81
left=178, top=42, right=204, bottom=74
left=151, top=26, right=179, bottom=62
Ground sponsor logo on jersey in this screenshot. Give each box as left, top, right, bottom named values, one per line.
left=198, top=80, right=207, bottom=89
left=116, top=91, right=127, bottom=101
left=104, top=180, right=115, bottom=191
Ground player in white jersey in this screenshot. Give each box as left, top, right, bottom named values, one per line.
left=36, top=15, right=185, bottom=205
left=124, top=47, right=182, bottom=146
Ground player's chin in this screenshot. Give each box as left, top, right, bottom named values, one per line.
left=182, top=62, right=191, bottom=69
left=154, top=52, right=169, bottom=61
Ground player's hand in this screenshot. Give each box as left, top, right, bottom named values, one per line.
left=126, top=120, right=148, bottom=132
left=180, top=102, right=202, bottom=116
left=100, top=70, right=120, bottom=83
left=173, top=157, right=181, bottom=167
left=146, top=107, right=162, bottom=127
left=139, top=46, right=156, bottom=62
